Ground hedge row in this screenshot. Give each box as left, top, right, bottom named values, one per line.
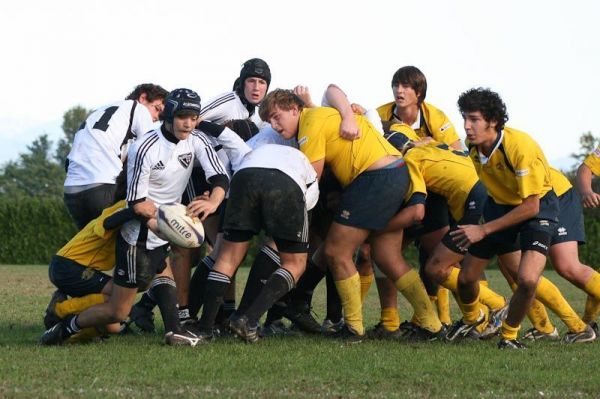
left=1, top=197, right=600, bottom=268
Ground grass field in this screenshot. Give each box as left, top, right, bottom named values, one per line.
left=2, top=265, right=600, bottom=398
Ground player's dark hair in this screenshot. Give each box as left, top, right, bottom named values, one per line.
left=391, top=66, right=427, bottom=105
left=126, top=83, right=169, bottom=102
left=258, top=89, right=304, bottom=122
left=457, top=88, right=509, bottom=132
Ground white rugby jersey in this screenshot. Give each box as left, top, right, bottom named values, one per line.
left=247, top=126, right=298, bottom=149
left=65, top=100, right=155, bottom=187
left=121, top=127, right=227, bottom=249
left=214, top=129, right=319, bottom=210
left=199, top=91, right=269, bottom=176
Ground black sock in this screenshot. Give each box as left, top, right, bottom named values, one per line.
left=291, top=259, right=325, bottom=307
left=188, top=256, right=214, bottom=318
left=325, top=270, right=342, bottom=323
left=197, top=271, right=231, bottom=333
left=136, top=291, right=157, bottom=311
left=245, top=268, right=295, bottom=326
left=150, top=276, right=180, bottom=334
left=236, top=246, right=280, bottom=316
left=64, top=314, right=81, bottom=335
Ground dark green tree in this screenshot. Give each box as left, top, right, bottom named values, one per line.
left=0, top=134, right=64, bottom=198
left=54, top=105, right=90, bottom=165
left=571, top=131, right=600, bottom=163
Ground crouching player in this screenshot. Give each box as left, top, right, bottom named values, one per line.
left=40, top=88, right=228, bottom=346
left=43, top=200, right=131, bottom=341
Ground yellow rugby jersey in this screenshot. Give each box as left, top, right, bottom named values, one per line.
left=468, top=127, right=553, bottom=205
left=549, top=167, right=572, bottom=197
left=388, top=123, right=421, bottom=143
left=298, top=107, right=401, bottom=187
left=57, top=200, right=126, bottom=271
left=376, top=101, right=459, bottom=146
left=583, top=146, right=600, bottom=176
left=405, top=144, right=480, bottom=221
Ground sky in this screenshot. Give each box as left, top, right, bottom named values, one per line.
left=1, top=0, right=599, bottom=170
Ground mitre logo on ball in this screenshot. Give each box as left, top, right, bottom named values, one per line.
left=157, top=203, right=204, bottom=248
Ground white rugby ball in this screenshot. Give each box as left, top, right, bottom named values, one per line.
left=157, top=203, right=204, bottom=248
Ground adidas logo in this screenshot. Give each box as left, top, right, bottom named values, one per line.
left=152, top=161, right=165, bottom=170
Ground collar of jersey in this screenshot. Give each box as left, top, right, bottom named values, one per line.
left=392, top=104, right=421, bottom=129
left=160, top=124, right=180, bottom=144
left=477, top=129, right=504, bottom=165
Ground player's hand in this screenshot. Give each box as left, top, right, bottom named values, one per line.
left=133, top=199, right=157, bottom=219
left=350, top=103, right=366, bottom=115
left=581, top=191, right=600, bottom=208
left=339, top=114, right=360, bottom=140
left=450, top=224, right=487, bottom=250
left=193, top=191, right=211, bottom=201
left=293, top=85, right=316, bottom=108
left=187, top=198, right=218, bottom=221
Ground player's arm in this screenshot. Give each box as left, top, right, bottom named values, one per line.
left=311, top=159, right=325, bottom=181
left=125, top=139, right=160, bottom=233
left=324, top=84, right=360, bottom=140
left=293, top=85, right=317, bottom=108
left=187, top=131, right=229, bottom=220
left=378, top=197, right=426, bottom=234
left=451, top=194, right=540, bottom=248
left=576, top=162, right=600, bottom=208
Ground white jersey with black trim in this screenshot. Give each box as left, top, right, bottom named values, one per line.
left=214, top=129, right=319, bottom=210
left=199, top=91, right=270, bottom=176
left=65, top=100, right=155, bottom=187
left=121, top=127, right=227, bottom=249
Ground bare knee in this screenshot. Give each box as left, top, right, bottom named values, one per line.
left=425, top=257, right=451, bottom=284
left=516, top=276, right=539, bottom=296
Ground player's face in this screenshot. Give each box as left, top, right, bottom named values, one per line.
left=393, top=83, right=419, bottom=109
left=268, top=106, right=299, bottom=139
left=463, top=111, right=497, bottom=146
left=244, top=77, right=268, bottom=105
left=172, top=115, right=199, bottom=140
left=139, top=95, right=165, bottom=122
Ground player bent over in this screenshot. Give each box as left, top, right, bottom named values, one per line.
left=191, top=130, right=319, bottom=343
left=40, top=88, right=228, bottom=346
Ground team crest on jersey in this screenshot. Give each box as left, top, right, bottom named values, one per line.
left=178, top=153, right=193, bottom=168
left=495, top=163, right=504, bottom=171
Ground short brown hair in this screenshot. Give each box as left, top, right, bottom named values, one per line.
left=259, top=89, right=304, bottom=121
left=126, top=83, right=168, bottom=102
left=391, top=66, right=427, bottom=105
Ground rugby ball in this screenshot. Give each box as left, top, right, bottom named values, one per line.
left=157, top=203, right=204, bottom=248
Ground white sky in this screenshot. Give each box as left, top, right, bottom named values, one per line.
left=1, top=0, right=599, bottom=168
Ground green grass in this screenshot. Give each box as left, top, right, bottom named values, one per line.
left=1, top=265, right=600, bottom=398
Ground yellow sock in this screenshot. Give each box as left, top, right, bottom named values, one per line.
left=508, top=282, right=554, bottom=334
left=536, top=277, right=587, bottom=333
left=582, top=272, right=600, bottom=322
left=441, top=267, right=460, bottom=292
left=501, top=320, right=520, bottom=340
left=436, top=288, right=452, bottom=325
left=55, top=294, right=106, bottom=318
left=334, top=273, right=364, bottom=335
left=395, top=269, right=441, bottom=332
left=381, top=307, right=400, bottom=331
left=460, top=298, right=482, bottom=325
left=479, top=284, right=506, bottom=311
left=359, top=273, right=374, bottom=304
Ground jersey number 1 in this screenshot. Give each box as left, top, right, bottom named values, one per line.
left=93, top=106, right=119, bottom=132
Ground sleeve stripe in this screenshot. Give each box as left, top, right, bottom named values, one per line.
left=199, top=93, right=236, bottom=117
left=192, top=132, right=227, bottom=176
left=127, top=133, right=159, bottom=201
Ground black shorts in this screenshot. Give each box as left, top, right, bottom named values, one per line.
left=48, top=255, right=111, bottom=297
left=468, top=192, right=559, bottom=259
left=113, top=234, right=169, bottom=289
left=335, top=160, right=409, bottom=231
left=63, top=184, right=117, bottom=230
left=405, top=192, right=450, bottom=240
left=310, top=167, right=342, bottom=240
left=552, top=188, right=586, bottom=245
left=222, top=168, right=309, bottom=253
left=442, top=181, right=487, bottom=254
